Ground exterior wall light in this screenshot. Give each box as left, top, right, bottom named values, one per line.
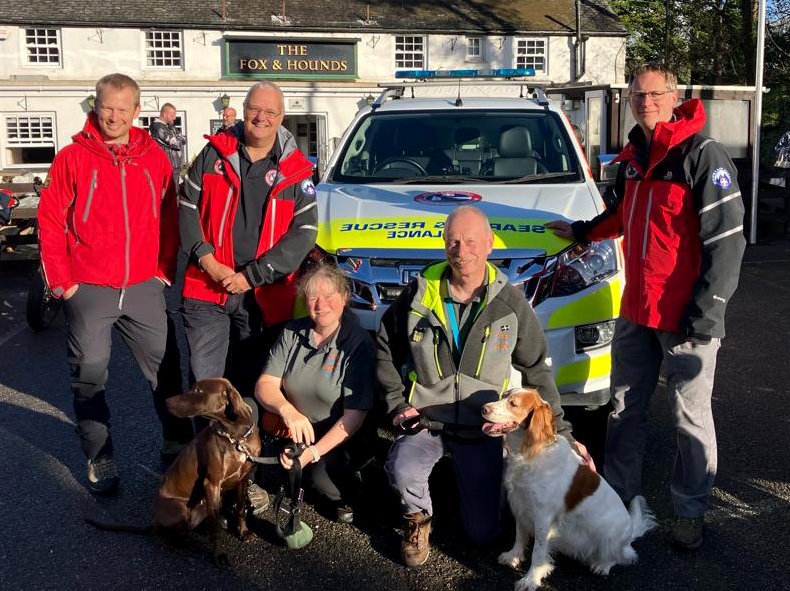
left=87, top=94, right=96, bottom=110
left=365, top=94, right=375, bottom=105
left=220, top=93, right=231, bottom=109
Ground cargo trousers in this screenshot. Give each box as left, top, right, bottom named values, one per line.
left=604, top=317, right=721, bottom=518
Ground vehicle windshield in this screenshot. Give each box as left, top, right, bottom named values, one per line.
left=330, top=110, right=583, bottom=184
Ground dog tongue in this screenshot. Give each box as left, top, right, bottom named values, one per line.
left=481, top=421, right=514, bottom=436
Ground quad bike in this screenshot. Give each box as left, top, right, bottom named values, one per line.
left=1, top=181, right=62, bottom=332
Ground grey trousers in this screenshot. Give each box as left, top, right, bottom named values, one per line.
left=603, top=317, right=721, bottom=518
left=64, top=279, right=192, bottom=460
left=385, top=429, right=503, bottom=544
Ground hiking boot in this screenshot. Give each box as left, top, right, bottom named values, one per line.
left=159, top=440, right=187, bottom=467
left=247, top=482, right=270, bottom=516
left=86, top=455, right=120, bottom=496
left=335, top=501, right=354, bottom=524
left=670, top=516, right=704, bottom=550
left=401, top=511, right=432, bottom=567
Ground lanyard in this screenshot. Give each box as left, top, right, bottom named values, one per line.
left=444, top=299, right=461, bottom=353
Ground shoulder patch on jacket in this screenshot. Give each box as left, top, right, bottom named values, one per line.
left=711, top=167, right=732, bottom=189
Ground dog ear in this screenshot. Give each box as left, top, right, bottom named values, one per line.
left=223, top=380, right=250, bottom=421
left=520, top=390, right=557, bottom=458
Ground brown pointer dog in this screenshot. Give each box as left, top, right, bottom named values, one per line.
left=86, top=378, right=262, bottom=565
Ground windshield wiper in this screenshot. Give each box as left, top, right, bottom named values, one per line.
left=495, top=171, right=581, bottom=184
left=395, top=175, right=490, bottom=184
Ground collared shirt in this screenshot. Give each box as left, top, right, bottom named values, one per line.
left=263, top=314, right=375, bottom=426
left=232, top=141, right=281, bottom=267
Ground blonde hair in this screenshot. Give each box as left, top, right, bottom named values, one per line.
left=629, top=62, right=678, bottom=91
left=95, top=73, right=141, bottom=109
left=298, top=262, right=350, bottom=302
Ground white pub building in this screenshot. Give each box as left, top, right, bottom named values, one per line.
left=0, top=0, right=626, bottom=176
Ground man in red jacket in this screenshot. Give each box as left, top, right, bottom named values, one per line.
left=38, top=73, right=192, bottom=495
left=547, top=63, right=745, bottom=550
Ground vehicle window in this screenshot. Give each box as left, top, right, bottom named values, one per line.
left=330, top=111, right=582, bottom=183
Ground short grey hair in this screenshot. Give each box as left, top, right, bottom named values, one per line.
left=243, top=81, right=285, bottom=112
left=629, top=62, right=678, bottom=92
left=445, top=205, right=492, bottom=237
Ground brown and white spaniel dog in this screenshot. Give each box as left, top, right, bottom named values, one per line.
left=482, top=388, right=655, bottom=591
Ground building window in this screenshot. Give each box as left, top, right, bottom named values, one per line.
left=138, top=113, right=187, bottom=160
left=144, top=30, right=183, bottom=68
left=3, top=114, right=57, bottom=166
left=24, top=28, right=61, bottom=66
left=466, top=36, right=483, bottom=62
left=395, top=35, right=425, bottom=69
left=516, top=39, right=547, bottom=74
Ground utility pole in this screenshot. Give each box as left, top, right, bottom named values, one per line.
left=665, top=0, right=671, bottom=65
left=750, top=0, right=766, bottom=244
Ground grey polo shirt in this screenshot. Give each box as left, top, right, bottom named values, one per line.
left=263, top=313, right=375, bottom=424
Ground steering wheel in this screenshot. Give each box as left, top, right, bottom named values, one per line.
left=373, top=157, right=428, bottom=176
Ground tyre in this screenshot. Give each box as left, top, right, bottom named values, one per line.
left=26, top=267, right=62, bottom=331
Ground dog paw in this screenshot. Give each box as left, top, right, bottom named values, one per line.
left=516, top=564, right=554, bottom=591
left=498, top=551, right=522, bottom=569
left=240, top=531, right=257, bottom=544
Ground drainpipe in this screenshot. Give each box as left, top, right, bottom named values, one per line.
left=575, top=0, right=587, bottom=81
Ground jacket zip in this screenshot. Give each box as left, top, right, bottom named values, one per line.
left=270, top=198, right=277, bottom=248
left=120, top=163, right=131, bottom=309
left=474, top=325, right=490, bottom=379
left=217, top=185, right=234, bottom=248
left=433, top=331, right=444, bottom=379
left=143, top=168, right=157, bottom=219
left=81, top=170, right=98, bottom=223
left=641, top=186, right=654, bottom=259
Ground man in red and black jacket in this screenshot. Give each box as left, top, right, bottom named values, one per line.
left=179, top=81, right=317, bottom=405
left=38, top=73, right=192, bottom=496
left=548, top=63, right=745, bottom=551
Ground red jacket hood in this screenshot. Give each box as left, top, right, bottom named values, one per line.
left=72, top=112, right=157, bottom=162
left=614, top=99, right=707, bottom=167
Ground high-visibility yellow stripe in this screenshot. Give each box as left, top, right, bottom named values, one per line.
left=316, top=217, right=570, bottom=255
left=407, top=371, right=417, bottom=404
left=475, top=325, right=490, bottom=378
left=546, top=279, right=622, bottom=329
left=555, top=354, right=611, bottom=387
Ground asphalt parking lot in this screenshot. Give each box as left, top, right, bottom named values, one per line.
left=1, top=236, right=789, bottom=591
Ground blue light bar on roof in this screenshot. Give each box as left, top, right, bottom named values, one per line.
left=394, top=68, right=535, bottom=79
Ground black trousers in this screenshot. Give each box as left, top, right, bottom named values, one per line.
left=64, top=279, right=192, bottom=460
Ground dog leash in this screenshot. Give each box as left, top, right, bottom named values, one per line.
left=211, top=422, right=281, bottom=465
left=273, top=442, right=306, bottom=538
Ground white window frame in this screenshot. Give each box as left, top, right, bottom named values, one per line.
left=2, top=112, right=58, bottom=168
left=395, top=35, right=426, bottom=69
left=515, top=38, right=548, bottom=75
left=21, top=28, right=62, bottom=67
left=143, top=30, right=184, bottom=70
left=137, top=112, right=187, bottom=162
left=466, top=36, right=484, bottom=63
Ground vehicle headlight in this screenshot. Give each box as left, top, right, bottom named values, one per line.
left=550, top=241, right=616, bottom=297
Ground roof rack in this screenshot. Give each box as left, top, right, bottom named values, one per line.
left=372, top=79, right=551, bottom=109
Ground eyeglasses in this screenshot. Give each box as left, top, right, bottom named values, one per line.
left=245, top=106, right=282, bottom=119
left=630, top=90, right=672, bottom=101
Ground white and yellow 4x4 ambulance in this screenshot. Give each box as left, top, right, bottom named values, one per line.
left=314, top=71, right=622, bottom=407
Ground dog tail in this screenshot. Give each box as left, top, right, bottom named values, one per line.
left=628, top=495, right=657, bottom=540
left=85, top=517, right=154, bottom=535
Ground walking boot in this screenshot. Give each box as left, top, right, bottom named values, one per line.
left=401, top=511, right=432, bottom=567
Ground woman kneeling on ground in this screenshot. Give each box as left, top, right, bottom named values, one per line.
left=254, top=262, right=375, bottom=523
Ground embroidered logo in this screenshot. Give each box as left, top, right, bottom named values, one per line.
left=265, top=169, right=278, bottom=186
left=663, top=170, right=673, bottom=180
left=321, top=351, right=339, bottom=378
left=494, top=330, right=511, bottom=352
left=625, top=164, right=639, bottom=179
left=411, top=328, right=425, bottom=343
left=213, top=160, right=224, bottom=175
left=301, top=179, right=316, bottom=196
left=711, top=167, right=732, bottom=189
